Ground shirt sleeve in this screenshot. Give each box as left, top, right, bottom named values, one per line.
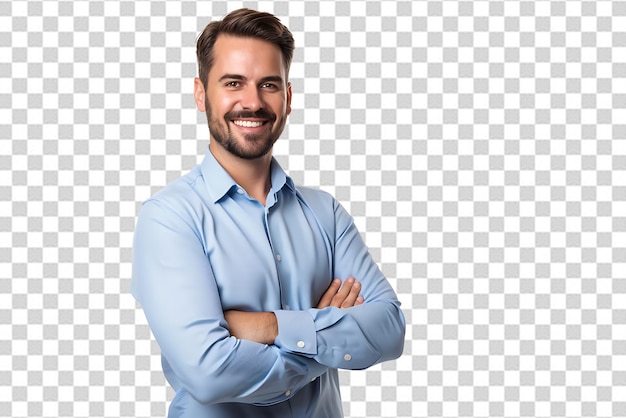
left=131, top=199, right=328, bottom=406
left=273, top=197, right=406, bottom=369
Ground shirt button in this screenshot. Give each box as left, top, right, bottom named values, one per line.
left=285, top=390, right=291, bottom=396
left=297, top=340, right=305, bottom=348
left=344, top=354, right=352, bottom=361
left=285, top=305, right=290, bottom=310
left=237, top=188, right=244, bottom=194
left=276, top=254, right=281, bottom=262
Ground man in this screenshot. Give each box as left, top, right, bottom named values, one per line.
left=132, top=8, right=405, bottom=417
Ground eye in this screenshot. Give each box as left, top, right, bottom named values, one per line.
left=261, top=83, right=278, bottom=89
left=225, top=81, right=240, bottom=87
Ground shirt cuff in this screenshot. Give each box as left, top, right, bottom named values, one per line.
left=273, top=309, right=317, bottom=356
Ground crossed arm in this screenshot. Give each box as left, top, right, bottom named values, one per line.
left=133, top=193, right=405, bottom=404
left=224, top=277, right=364, bottom=344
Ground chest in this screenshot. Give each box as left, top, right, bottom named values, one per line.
left=203, top=193, right=333, bottom=312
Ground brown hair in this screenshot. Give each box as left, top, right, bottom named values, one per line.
left=196, top=8, right=295, bottom=87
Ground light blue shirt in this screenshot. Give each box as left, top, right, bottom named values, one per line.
left=131, top=149, right=405, bottom=417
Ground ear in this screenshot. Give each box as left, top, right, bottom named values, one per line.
left=194, top=77, right=207, bottom=112
left=286, top=81, right=292, bottom=115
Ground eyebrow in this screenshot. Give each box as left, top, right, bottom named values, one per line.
left=218, top=74, right=285, bottom=85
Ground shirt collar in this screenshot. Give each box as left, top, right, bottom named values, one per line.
left=200, top=147, right=295, bottom=203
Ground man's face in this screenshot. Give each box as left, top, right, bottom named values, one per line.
left=194, top=35, right=292, bottom=160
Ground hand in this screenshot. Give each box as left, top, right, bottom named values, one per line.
left=223, top=311, right=278, bottom=345
left=316, top=277, right=364, bottom=309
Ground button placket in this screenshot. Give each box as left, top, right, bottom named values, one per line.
left=264, top=206, right=288, bottom=311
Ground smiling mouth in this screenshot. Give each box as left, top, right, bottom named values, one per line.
left=232, top=120, right=266, bottom=128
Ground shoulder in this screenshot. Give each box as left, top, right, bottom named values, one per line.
left=295, top=185, right=336, bottom=207
left=294, top=185, right=354, bottom=231
left=139, top=165, right=207, bottom=223
left=295, top=185, right=347, bottom=218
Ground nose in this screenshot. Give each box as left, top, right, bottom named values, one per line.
left=240, top=85, right=264, bottom=112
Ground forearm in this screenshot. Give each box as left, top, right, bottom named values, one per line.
left=219, top=294, right=404, bottom=372
left=224, top=311, right=278, bottom=345
left=220, top=267, right=404, bottom=370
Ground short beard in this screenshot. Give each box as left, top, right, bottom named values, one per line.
left=205, top=98, right=285, bottom=160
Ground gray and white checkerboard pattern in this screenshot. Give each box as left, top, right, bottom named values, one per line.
left=2, top=0, right=625, bottom=416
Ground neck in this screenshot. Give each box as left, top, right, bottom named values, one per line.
left=209, top=141, right=272, bottom=205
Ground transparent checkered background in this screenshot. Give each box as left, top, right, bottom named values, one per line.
left=1, top=0, right=625, bottom=417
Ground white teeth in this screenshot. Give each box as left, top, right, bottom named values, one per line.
left=233, top=120, right=264, bottom=128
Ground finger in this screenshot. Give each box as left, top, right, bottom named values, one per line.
left=341, top=280, right=362, bottom=308
left=330, top=277, right=355, bottom=307
left=354, top=296, right=365, bottom=306
left=316, top=278, right=342, bottom=309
